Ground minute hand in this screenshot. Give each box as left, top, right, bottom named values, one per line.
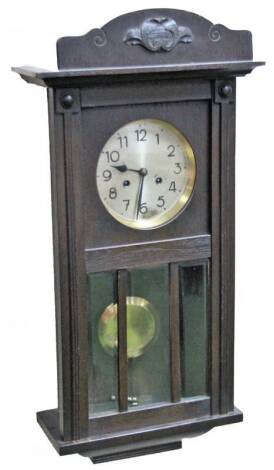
left=136, top=174, right=145, bottom=219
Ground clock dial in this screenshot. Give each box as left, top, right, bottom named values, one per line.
left=96, top=119, right=196, bottom=229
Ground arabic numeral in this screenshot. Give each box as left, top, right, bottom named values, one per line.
left=139, top=202, right=148, bottom=214
left=109, top=187, right=117, bottom=199
left=156, top=196, right=165, bottom=207
left=103, top=170, right=112, bottom=182
left=123, top=199, right=130, bottom=211
left=135, top=129, right=147, bottom=142
left=167, top=145, right=176, bottom=157
left=105, top=150, right=120, bottom=162
left=118, top=136, right=128, bottom=148
left=169, top=181, right=176, bottom=192
left=155, top=133, right=160, bottom=145
left=174, top=163, right=182, bottom=174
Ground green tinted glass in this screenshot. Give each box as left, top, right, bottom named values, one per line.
left=88, top=262, right=208, bottom=417
left=180, top=264, right=208, bottom=398
left=127, top=265, right=170, bottom=408
left=88, top=272, right=118, bottom=416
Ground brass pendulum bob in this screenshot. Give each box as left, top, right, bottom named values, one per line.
left=98, top=296, right=158, bottom=406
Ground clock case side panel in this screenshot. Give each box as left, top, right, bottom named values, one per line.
left=47, top=88, right=89, bottom=441
left=210, top=78, right=236, bottom=416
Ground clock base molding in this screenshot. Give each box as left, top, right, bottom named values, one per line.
left=88, top=441, right=182, bottom=464
left=37, top=407, right=243, bottom=460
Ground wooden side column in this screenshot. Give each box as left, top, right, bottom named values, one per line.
left=48, top=88, right=88, bottom=440
left=211, top=79, right=236, bottom=415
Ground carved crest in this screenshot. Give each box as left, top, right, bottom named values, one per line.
left=124, top=17, right=193, bottom=52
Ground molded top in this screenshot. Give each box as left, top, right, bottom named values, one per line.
left=12, top=9, right=264, bottom=87
left=57, top=9, right=254, bottom=69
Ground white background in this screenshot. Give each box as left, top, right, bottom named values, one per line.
left=1, top=1, right=273, bottom=469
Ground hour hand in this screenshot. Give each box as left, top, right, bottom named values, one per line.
left=111, top=165, right=141, bottom=175
left=111, top=164, right=128, bottom=173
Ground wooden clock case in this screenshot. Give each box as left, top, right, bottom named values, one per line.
left=13, top=9, right=263, bottom=463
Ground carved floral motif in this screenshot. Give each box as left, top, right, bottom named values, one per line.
left=124, top=17, right=193, bottom=52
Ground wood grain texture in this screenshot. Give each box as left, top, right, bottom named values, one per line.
left=48, top=89, right=88, bottom=441
left=85, top=235, right=211, bottom=273
left=12, top=62, right=263, bottom=88
left=210, top=101, right=221, bottom=415
left=47, top=89, right=73, bottom=441
left=81, top=79, right=211, bottom=108
left=56, top=9, right=254, bottom=70
left=89, top=397, right=210, bottom=435
left=12, top=9, right=263, bottom=87
left=90, top=441, right=182, bottom=463
left=63, top=109, right=89, bottom=439
left=37, top=406, right=243, bottom=456
left=219, top=86, right=236, bottom=414
left=83, top=99, right=210, bottom=249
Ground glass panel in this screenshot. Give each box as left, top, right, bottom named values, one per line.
left=88, top=272, right=118, bottom=416
left=127, top=265, right=170, bottom=408
left=180, top=264, right=208, bottom=398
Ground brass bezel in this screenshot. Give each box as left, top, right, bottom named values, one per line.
left=97, top=118, right=196, bottom=230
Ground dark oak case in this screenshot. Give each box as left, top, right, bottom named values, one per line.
left=13, top=8, right=263, bottom=464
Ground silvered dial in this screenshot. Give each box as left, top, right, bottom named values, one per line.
left=96, top=119, right=196, bottom=229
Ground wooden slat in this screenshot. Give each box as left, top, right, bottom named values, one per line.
left=85, top=235, right=211, bottom=273
left=210, top=101, right=221, bottom=415
left=47, top=89, right=73, bottom=441
left=117, top=270, right=128, bottom=412
left=63, top=109, right=89, bottom=439
left=81, top=79, right=211, bottom=108
left=169, top=263, right=182, bottom=403
left=89, top=396, right=210, bottom=436
left=219, top=95, right=236, bottom=414
left=205, top=262, right=211, bottom=396
left=48, top=89, right=89, bottom=440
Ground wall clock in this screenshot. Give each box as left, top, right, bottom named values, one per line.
left=13, top=8, right=264, bottom=465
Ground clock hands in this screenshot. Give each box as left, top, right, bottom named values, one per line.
left=111, top=164, right=146, bottom=176
left=135, top=168, right=148, bottom=219
left=111, top=164, right=148, bottom=218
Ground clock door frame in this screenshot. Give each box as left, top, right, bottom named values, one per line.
left=42, top=75, right=238, bottom=446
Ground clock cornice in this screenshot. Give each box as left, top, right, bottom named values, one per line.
left=12, top=9, right=264, bottom=88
